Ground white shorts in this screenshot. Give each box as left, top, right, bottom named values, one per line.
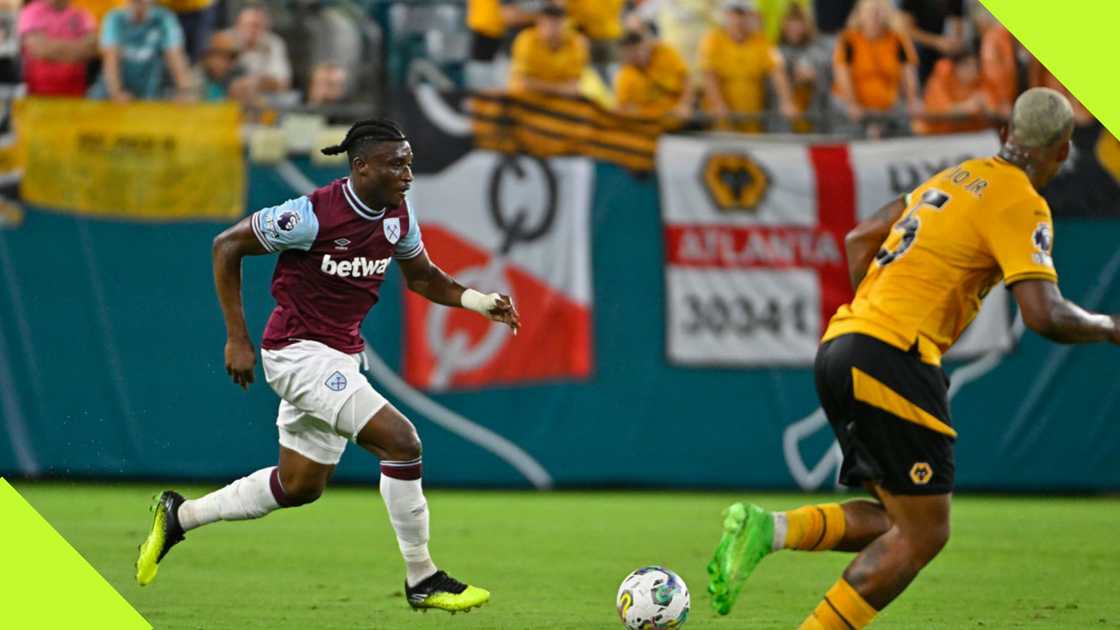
left=260, top=339, right=388, bottom=465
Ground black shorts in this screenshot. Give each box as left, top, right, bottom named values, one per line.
left=815, top=333, right=955, bottom=495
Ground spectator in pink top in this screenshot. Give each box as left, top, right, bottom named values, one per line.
left=18, top=0, right=97, bottom=96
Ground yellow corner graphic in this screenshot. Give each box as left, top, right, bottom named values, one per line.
left=0, top=478, right=151, bottom=630
left=982, top=0, right=1120, bottom=135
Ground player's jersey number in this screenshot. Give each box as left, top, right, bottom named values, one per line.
left=875, top=189, right=951, bottom=267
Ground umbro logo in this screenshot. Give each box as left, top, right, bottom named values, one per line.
left=334, top=238, right=351, bottom=250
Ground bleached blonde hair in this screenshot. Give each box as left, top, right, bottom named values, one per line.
left=847, top=0, right=904, bottom=34
left=1009, top=87, right=1075, bottom=148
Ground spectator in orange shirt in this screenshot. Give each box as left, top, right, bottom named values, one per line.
left=915, top=46, right=993, bottom=135
left=699, top=0, right=796, bottom=133
left=973, top=5, right=1016, bottom=117
left=614, top=29, right=692, bottom=119
left=509, top=3, right=588, bottom=97
left=832, top=0, right=920, bottom=137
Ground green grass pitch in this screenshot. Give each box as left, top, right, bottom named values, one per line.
left=14, top=483, right=1120, bottom=629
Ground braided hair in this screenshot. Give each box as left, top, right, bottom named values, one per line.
left=320, top=119, right=408, bottom=163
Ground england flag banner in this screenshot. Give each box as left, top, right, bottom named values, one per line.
left=658, top=132, right=1012, bottom=367
left=403, top=152, right=594, bottom=390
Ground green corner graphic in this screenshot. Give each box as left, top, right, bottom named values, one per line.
left=982, top=0, right=1120, bottom=135
left=0, top=478, right=150, bottom=629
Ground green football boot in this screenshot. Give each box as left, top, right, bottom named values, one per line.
left=135, top=490, right=186, bottom=586
left=406, top=570, right=490, bottom=614
left=707, top=502, right=774, bottom=615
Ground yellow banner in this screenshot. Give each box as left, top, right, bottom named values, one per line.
left=14, top=98, right=244, bottom=221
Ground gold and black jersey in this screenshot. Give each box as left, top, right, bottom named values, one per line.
left=823, top=156, right=1058, bottom=365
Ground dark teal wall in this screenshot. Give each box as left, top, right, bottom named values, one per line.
left=1, top=159, right=1117, bottom=489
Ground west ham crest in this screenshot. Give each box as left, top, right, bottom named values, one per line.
left=383, top=217, right=401, bottom=245
left=325, top=371, right=348, bottom=392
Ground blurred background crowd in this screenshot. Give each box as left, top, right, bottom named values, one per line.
left=0, top=0, right=1100, bottom=137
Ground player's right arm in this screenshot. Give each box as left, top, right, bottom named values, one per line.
left=212, top=217, right=269, bottom=390
left=211, top=196, right=320, bottom=389
left=843, top=195, right=907, bottom=289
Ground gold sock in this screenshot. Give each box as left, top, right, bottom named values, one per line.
left=780, top=503, right=846, bottom=551
left=799, top=616, right=827, bottom=630
left=799, top=578, right=878, bottom=629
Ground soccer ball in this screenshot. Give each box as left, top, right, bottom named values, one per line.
left=616, top=566, right=690, bottom=629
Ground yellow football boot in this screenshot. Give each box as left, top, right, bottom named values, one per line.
left=406, top=570, right=490, bottom=613
left=135, top=490, right=186, bottom=586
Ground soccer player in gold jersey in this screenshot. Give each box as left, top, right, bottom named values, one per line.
left=708, top=87, right=1120, bottom=628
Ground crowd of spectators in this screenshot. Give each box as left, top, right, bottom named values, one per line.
left=0, top=0, right=1099, bottom=141
left=468, top=0, right=1097, bottom=138
left=2, top=0, right=358, bottom=116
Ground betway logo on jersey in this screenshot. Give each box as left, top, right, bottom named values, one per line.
left=320, top=254, right=390, bottom=277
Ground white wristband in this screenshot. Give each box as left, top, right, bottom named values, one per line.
left=461, top=288, right=498, bottom=315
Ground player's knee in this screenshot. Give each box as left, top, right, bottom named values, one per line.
left=282, top=478, right=326, bottom=506
left=922, top=521, right=951, bottom=559
left=901, top=522, right=950, bottom=568
left=384, top=425, right=422, bottom=461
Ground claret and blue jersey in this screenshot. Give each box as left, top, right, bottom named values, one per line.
left=251, top=177, right=424, bottom=355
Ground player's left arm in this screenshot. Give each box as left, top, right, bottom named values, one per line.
left=397, top=251, right=521, bottom=333
left=843, top=195, right=907, bottom=289
left=1012, top=280, right=1120, bottom=344
left=985, top=200, right=1120, bottom=344
left=394, top=203, right=520, bottom=332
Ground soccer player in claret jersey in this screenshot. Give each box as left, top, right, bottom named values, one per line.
left=708, top=88, right=1120, bottom=628
left=134, top=119, right=520, bottom=614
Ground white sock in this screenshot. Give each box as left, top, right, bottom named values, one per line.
left=379, top=463, right=437, bottom=587
left=771, top=512, right=789, bottom=552
left=178, top=467, right=283, bottom=531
